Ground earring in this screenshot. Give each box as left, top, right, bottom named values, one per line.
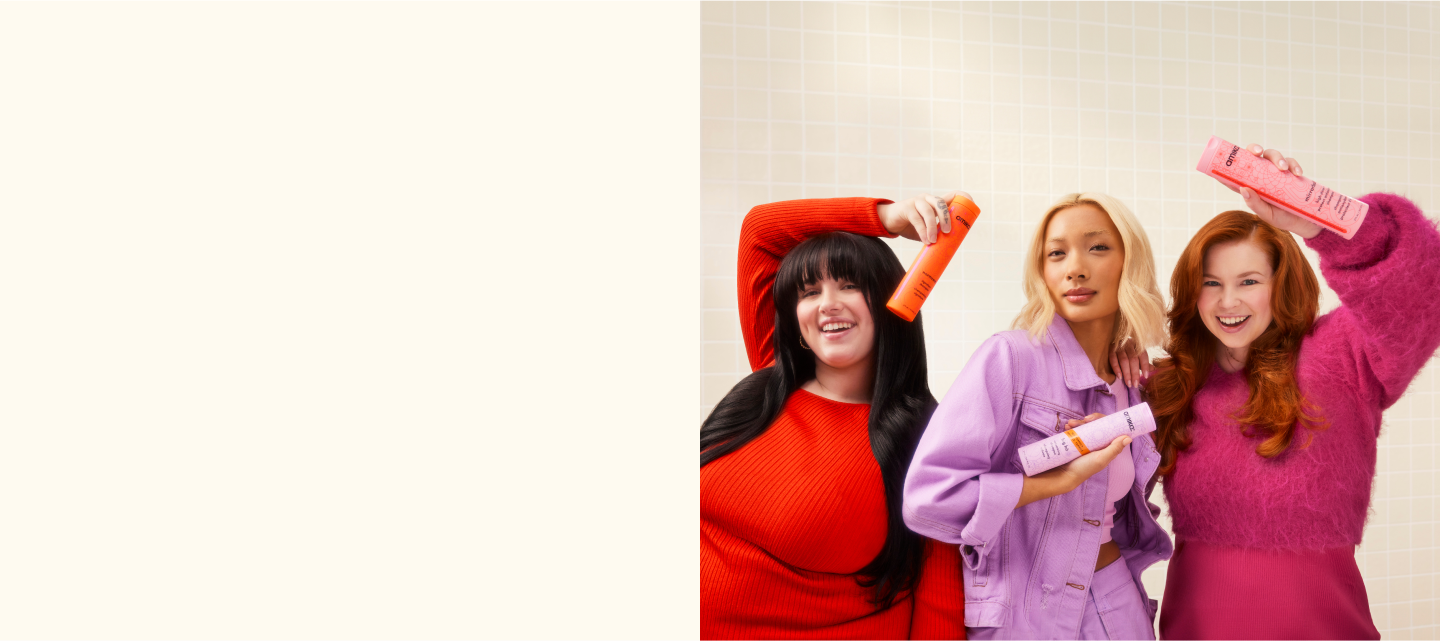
left=799, top=335, right=811, bottom=350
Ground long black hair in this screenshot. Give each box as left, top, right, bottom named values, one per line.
left=700, top=231, right=937, bottom=609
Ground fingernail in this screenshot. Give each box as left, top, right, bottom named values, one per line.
left=1278, top=160, right=1287, bottom=169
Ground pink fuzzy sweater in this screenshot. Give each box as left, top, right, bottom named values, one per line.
left=1163, top=193, right=1440, bottom=550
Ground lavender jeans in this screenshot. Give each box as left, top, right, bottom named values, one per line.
left=969, top=557, right=1154, bottom=640
left=1078, top=557, right=1154, bottom=640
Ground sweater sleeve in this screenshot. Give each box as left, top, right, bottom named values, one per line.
left=737, top=197, right=892, bottom=370
left=1304, top=193, right=1440, bottom=411
left=908, top=538, right=966, bottom=640
left=902, top=334, right=1024, bottom=572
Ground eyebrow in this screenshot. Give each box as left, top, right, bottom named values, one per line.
left=1202, top=271, right=1264, bottom=278
left=1048, top=230, right=1112, bottom=243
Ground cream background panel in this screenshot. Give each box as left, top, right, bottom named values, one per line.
left=1, top=2, right=701, bottom=638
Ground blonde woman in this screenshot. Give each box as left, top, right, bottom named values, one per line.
left=903, top=193, right=1174, bottom=639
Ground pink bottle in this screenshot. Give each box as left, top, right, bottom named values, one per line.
left=1196, top=136, right=1369, bottom=239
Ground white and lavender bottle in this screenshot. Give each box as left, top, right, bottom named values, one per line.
left=1018, top=403, right=1156, bottom=476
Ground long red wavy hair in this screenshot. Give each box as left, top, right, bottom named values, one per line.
left=1149, top=211, right=1326, bottom=475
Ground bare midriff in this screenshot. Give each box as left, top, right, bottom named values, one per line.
left=1096, top=540, right=1122, bottom=570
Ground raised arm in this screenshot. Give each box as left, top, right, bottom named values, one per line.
left=1304, top=192, right=1440, bottom=408
left=1232, top=146, right=1440, bottom=410
left=737, top=193, right=969, bottom=370
left=737, top=198, right=891, bottom=370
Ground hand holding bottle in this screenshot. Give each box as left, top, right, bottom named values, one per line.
left=1229, top=145, right=1323, bottom=239
left=877, top=191, right=971, bottom=244
left=1016, top=422, right=1132, bottom=509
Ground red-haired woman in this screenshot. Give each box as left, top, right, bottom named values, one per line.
left=1145, top=146, right=1440, bottom=639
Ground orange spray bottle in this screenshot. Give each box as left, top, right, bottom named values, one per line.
left=885, top=194, right=981, bottom=322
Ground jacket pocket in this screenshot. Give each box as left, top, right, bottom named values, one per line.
left=1012, top=400, right=1084, bottom=468
left=1017, top=398, right=1084, bottom=436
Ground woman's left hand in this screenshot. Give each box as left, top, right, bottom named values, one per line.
left=1231, top=145, right=1323, bottom=239
left=878, top=191, right=969, bottom=244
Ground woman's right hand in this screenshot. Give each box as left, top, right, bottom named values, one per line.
left=1108, top=338, right=1154, bottom=388
left=878, top=191, right=972, bottom=244
left=1016, top=413, right=1131, bottom=508
left=1044, top=433, right=1131, bottom=487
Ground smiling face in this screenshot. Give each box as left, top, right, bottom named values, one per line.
left=1042, top=204, right=1126, bottom=325
left=796, top=275, right=876, bottom=372
left=1199, top=237, right=1274, bottom=351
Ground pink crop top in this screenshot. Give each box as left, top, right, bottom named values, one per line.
left=1101, top=377, right=1135, bottom=545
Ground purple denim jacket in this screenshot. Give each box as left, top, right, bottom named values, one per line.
left=903, top=315, right=1173, bottom=639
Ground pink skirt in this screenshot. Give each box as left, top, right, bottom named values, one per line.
left=1159, top=539, right=1378, bottom=640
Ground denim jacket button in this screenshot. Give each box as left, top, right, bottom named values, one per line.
left=1083, top=518, right=1100, bottom=526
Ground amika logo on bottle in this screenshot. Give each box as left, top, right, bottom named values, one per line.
left=886, top=195, right=981, bottom=322
left=1225, top=145, right=1239, bottom=166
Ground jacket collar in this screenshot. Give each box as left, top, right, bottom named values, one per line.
left=1045, top=313, right=1109, bottom=392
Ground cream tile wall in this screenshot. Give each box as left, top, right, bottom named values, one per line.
left=701, top=1, right=1439, bottom=636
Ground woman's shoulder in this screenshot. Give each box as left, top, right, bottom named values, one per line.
left=1296, top=310, right=1362, bottom=373
left=961, top=329, right=1047, bottom=383
left=1294, top=314, right=1370, bottom=395
left=987, top=328, right=1050, bottom=364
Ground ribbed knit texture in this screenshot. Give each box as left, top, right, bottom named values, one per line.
left=701, top=198, right=965, bottom=640
left=1162, top=193, right=1440, bottom=551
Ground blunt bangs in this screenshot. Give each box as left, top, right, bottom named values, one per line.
left=775, top=232, right=895, bottom=304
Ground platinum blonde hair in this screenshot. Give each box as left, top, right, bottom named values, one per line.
left=1013, top=192, right=1166, bottom=350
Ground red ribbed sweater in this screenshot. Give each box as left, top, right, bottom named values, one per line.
left=700, top=197, right=965, bottom=640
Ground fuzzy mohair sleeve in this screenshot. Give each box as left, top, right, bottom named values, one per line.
left=1304, top=192, right=1440, bottom=416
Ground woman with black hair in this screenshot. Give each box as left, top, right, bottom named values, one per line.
left=700, top=193, right=967, bottom=639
